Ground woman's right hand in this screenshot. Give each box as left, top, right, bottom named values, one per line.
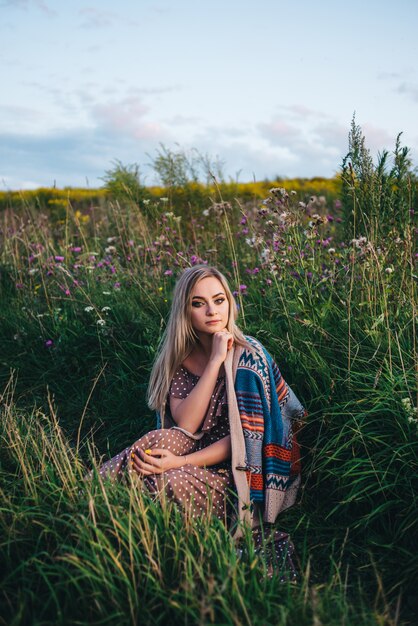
left=209, top=331, right=234, bottom=365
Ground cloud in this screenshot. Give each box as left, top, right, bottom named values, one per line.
left=78, top=7, right=116, bottom=29
left=0, top=0, right=56, bottom=16
left=397, top=82, right=418, bottom=103
left=93, top=96, right=169, bottom=141
left=377, top=71, right=402, bottom=80
left=78, top=6, right=139, bottom=29
left=258, top=119, right=301, bottom=143
left=279, top=104, right=330, bottom=121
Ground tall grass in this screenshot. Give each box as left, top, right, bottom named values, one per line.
left=0, top=383, right=406, bottom=626
left=0, top=125, right=416, bottom=624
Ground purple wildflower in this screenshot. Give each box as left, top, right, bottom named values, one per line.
left=164, top=269, right=173, bottom=276
left=239, top=284, right=247, bottom=292
left=71, top=247, right=82, bottom=253
left=55, top=256, right=64, bottom=262
left=45, top=339, right=53, bottom=348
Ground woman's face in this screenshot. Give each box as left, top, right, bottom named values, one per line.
left=189, top=276, right=230, bottom=335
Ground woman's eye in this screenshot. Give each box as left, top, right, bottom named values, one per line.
left=215, top=298, right=225, bottom=304
left=192, top=302, right=203, bottom=307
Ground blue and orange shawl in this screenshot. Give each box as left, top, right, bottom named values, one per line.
left=228, top=336, right=307, bottom=531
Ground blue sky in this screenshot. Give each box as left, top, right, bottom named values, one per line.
left=1, top=0, right=418, bottom=189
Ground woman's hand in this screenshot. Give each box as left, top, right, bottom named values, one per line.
left=209, top=331, right=234, bottom=365
left=130, top=448, right=183, bottom=476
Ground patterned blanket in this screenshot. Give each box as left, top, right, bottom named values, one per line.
left=233, top=336, right=307, bottom=523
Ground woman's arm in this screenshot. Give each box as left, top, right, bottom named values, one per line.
left=170, top=332, right=232, bottom=434
left=131, top=435, right=231, bottom=475
left=181, top=435, right=231, bottom=467
left=170, top=359, right=221, bottom=433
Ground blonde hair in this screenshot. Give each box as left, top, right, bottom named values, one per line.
left=146, top=265, right=250, bottom=419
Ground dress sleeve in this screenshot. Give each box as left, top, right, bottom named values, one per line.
left=169, top=366, right=195, bottom=399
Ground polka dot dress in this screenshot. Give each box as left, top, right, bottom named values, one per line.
left=91, top=365, right=235, bottom=523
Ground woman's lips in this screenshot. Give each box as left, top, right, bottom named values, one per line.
left=206, top=320, right=221, bottom=324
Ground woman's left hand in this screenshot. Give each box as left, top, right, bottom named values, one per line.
left=130, top=448, right=183, bottom=476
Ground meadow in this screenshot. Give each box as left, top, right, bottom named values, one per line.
left=0, top=123, right=417, bottom=626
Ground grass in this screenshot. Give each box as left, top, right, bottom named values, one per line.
left=0, top=125, right=417, bottom=624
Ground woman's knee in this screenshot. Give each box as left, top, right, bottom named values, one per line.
left=130, top=429, right=173, bottom=451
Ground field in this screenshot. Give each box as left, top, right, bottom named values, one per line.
left=0, top=124, right=417, bottom=625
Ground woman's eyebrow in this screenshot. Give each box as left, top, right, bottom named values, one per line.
left=192, top=292, right=225, bottom=300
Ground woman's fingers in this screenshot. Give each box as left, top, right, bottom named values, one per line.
left=131, top=449, right=160, bottom=475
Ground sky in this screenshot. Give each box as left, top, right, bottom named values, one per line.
left=1, top=0, right=418, bottom=189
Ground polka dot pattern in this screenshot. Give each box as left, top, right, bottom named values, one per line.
left=92, top=366, right=235, bottom=522
left=167, top=365, right=230, bottom=470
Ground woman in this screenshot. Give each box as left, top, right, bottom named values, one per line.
left=90, top=265, right=306, bottom=572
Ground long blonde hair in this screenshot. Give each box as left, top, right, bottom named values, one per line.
left=146, top=265, right=250, bottom=419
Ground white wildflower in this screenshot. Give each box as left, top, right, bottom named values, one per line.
left=84, top=306, right=94, bottom=313
left=261, top=248, right=271, bottom=262
left=102, top=291, right=111, bottom=295
left=107, top=237, right=117, bottom=244
left=328, top=248, right=336, bottom=254
left=105, top=246, right=117, bottom=254
left=202, top=209, right=210, bottom=217
left=385, top=267, right=394, bottom=274
left=351, top=236, right=367, bottom=249
left=160, top=197, right=169, bottom=203
left=96, top=319, right=106, bottom=326
left=101, top=306, right=111, bottom=312
left=245, top=237, right=256, bottom=247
